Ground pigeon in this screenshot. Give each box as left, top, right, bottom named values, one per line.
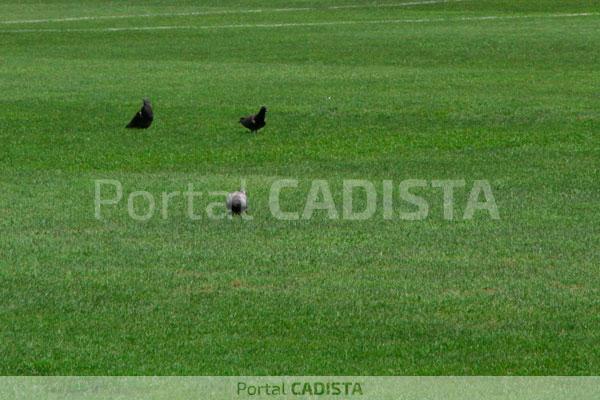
left=126, top=99, right=153, bottom=129
left=226, top=190, right=248, bottom=215
left=239, top=106, right=267, bottom=133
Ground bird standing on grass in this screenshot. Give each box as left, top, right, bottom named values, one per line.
left=126, top=99, right=153, bottom=129
left=239, top=106, right=267, bottom=133
left=226, top=190, right=248, bottom=216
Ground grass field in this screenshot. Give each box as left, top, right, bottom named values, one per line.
left=1, top=0, right=599, bottom=375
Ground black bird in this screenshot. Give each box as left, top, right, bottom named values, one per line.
left=239, top=106, right=267, bottom=133
left=126, top=99, right=153, bottom=129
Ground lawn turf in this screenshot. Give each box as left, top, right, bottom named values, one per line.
left=0, top=0, right=599, bottom=375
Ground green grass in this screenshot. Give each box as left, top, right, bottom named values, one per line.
left=0, top=0, right=599, bottom=375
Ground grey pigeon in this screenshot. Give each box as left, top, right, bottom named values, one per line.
left=239, top=106, right=267, bottom=133
left=126, top=99, right=153, bottom=129
left=226, top=190, right=248, bottom=215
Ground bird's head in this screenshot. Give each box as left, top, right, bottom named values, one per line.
left=143, top=98, right=152, bottom=106
left=257, top=106, right=267, bottom=118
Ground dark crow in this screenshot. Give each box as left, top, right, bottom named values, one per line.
left=227, top=190, right=248, bottom=215
left=126, top=99, right=153, bottom=129
left=239, top=106, right=267, bottom=133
